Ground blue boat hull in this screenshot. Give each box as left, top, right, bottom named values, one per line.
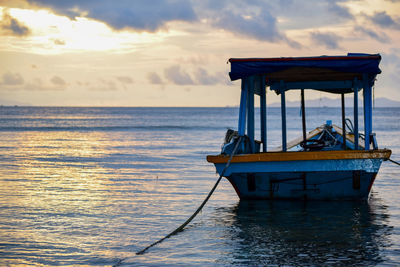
left=208, top=150, right=391, bottom=200
left=225, top=170, right=377, bottom=200
left=210, top=154, right=389, bottom=200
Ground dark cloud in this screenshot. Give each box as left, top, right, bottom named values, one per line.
left=24, top=0, right=365, bottom=48
left=229, top=0, right=356, bottom=32
left=1, top=10, right=30, bottom=36
left=27, top=0, right=302, bottom=47
left=147, top=72, right=163, bottom=84
left=369, top=11, right=400, bottom=30
left=310, top=31, right=342, bottom=49
left=327, top=1, right=353, bottom=20
left=164, top=65, right=194, bottom=85
left=212, top=10, right=282, bottom=42
left=27, top=0, right=197, bottom=32
left=196, top=1, right=300, bottom=47
left=354, top=26, right=390, bottom=43
left=1, top=72, right=24, bottom=85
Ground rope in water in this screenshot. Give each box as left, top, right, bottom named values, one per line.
left=114, top=147, right=398, bottom=266
left=389, top=158, right=400, bottom=166
left=135, top=136, right=243, bottom=256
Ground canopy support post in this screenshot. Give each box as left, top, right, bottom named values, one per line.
left=247, top=76, right=255, bottom=153
left=238, top=78, right=248, bottom=136
left=260, top=76, right=267, bottom=152
left=280, top=80, right=287, bottom=152
left=341, top=93, right=346, bottom=150
left=353, top=78, right=359, bottom=150
left=301, top=89, right=306, bottom=143
left=363, top=74, right=372, bottom=150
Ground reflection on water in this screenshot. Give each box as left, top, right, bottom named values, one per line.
left=0, top=107, right=399, bottom=265
left=212, top=197, right=392, bottom=266
left=0, top=131, right=125, bottom=265
left=0, top=126, right=225, bottom=265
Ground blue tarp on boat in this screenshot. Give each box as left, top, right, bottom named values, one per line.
left=229, top=53, right=381, bottom=82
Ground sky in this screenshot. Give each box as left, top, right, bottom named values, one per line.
left=0, top=0, right=399, bottom=107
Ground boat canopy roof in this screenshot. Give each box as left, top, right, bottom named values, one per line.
left=229, top=53, right=381, bottom=94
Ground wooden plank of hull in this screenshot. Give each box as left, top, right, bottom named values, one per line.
left=207, top=149, right=391, bottom=164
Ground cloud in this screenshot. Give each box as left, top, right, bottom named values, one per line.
left=147, top=72, right=163, bottom=84
left=50, top=75, right=67, bottom=87
left=0, top=9, right=30, bottom=36
left=368, top=11, right=400, bottom=30
left=177, top=56, right=209, bottom=65
left=382, top=51, right=400, bottom=70
left=196, top=1, right=300, bottom=48
left=310, top=31, right=342, bottom=49
left=162, top=66, right=228, bottom=86
left=1, top=72, right=24, bottom=85
left=27, top=0, right=302, bottom=46
left=212, top=10, right=282, bottom=42
left=76, top=81, right=90, bottom=87
left=379, top=51, right=400, bottom=96
left=27, top=0, right=197, bottom=32
left=354, top=26, right=390, bottom=43
left=327, top=1, right=353, bottom=20
left=193, top=68, right=221, bottom=85
left=0, top=74, right=69, bottom=91
left=116, top=76, right=134, bottom=84
left=164, top=65, right=194, bottom=85
left=207, top=0, right=356, bottom=35
left=115, top=76, right=133, bottom=90
left=24, top=78, right=65, bottom=91
left=89, top=79, right=118, bottom=91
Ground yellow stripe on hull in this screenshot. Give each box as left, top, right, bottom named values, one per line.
left=206, top=149, right=392, bottom=164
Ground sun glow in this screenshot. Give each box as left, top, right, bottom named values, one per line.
left=1, top=7, right=166, bottom=54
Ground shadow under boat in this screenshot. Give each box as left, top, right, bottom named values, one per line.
left=212, top=198, right=392, bottom=266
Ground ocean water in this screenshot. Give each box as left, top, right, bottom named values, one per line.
left=0, top=106, right=399, bottom=266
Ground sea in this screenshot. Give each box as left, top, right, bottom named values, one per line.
left=0, top=106, right=399, bottom=266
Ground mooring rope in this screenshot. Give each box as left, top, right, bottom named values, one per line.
left=113, top=147, right=399, bottom=266
left=389, top=158, right=400, bottom=166
left=135, top=136, right=243, bottom=256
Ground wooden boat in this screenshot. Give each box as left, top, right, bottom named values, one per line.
left=207, top=53, right=391, bottom=200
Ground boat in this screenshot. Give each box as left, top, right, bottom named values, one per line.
left=207, top=53, right=391, bottom=200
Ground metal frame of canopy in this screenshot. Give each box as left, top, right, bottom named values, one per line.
left=230, top=54, right=381, bottom=153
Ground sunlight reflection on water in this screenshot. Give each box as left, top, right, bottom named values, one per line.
left=0, top=107, right=399, bottom=266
